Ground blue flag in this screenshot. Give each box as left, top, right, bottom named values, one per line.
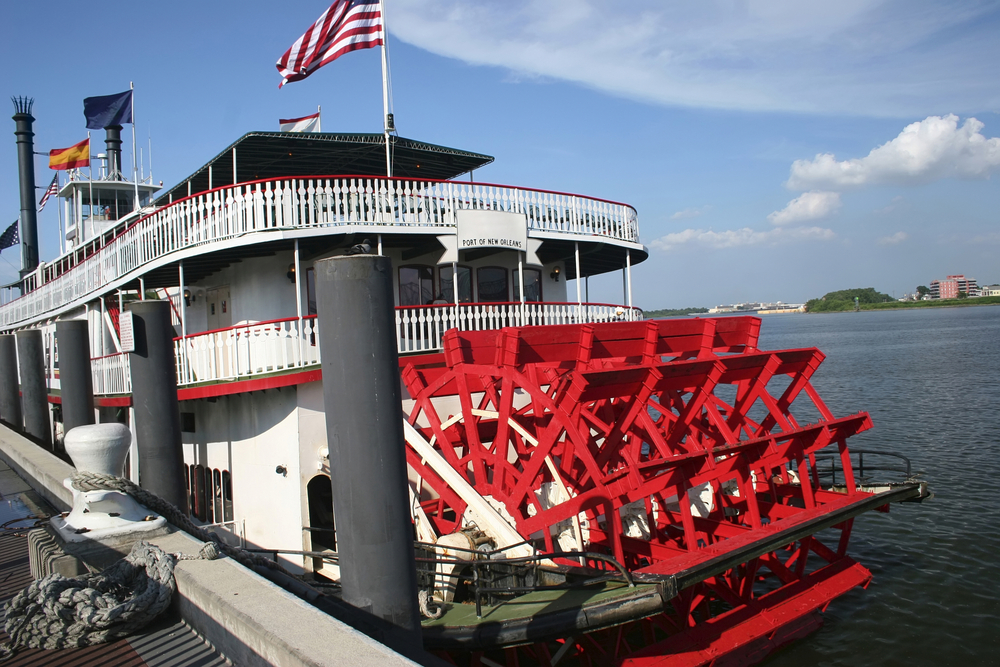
left=0, top=221, right=19, bottom=251
left=84, top=90, right=133, bottom=129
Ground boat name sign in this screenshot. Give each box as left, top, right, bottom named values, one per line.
left=456, top=210, right=527, bottom=251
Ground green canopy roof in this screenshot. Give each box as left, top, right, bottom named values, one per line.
left=156, top=131, right=494, bottom=205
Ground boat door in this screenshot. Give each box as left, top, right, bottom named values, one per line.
left=206, top=286, right=232, bottom=375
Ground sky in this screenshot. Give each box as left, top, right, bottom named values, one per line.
left=1, top=0, right=998, bottom=310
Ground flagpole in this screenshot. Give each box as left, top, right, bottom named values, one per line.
left=56, top=176, right=64, bottom=256
left=130, top=82, right=139, bottom=211
left=318, top=104, right=322, bottom=132
left=379, top=0, right=392, bottom=178
left=87, top=132, right=94, bottom=243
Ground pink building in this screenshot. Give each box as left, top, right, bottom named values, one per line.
left=929, top=274, right=979, bottom=299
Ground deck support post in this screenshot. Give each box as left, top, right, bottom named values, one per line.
left=575, top=241, right=582, bottom=305
left=56, top=320, right=95, bottom=435
left=16, top=330, right=51, bottom=447
left=0, top=335, right=22, bottom=429
left=313, top=254, right=422, bottom=657
left=128, top=301, right=188, bottom=512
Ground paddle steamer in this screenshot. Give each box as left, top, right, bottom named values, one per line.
left=2, top=105, right=925, bottom=666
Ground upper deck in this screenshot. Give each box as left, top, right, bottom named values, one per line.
left=0, top=174, right=644, bottom=329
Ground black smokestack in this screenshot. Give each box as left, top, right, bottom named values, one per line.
left=11, top=97, right=38, bottom=276
left=104, top=124, right=123, bottom=179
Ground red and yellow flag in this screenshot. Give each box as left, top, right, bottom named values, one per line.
left=49, top=139, right=90, bottom=170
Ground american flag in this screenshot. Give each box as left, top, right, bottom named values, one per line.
left=0, top=221, right=19, bottom=252
left=276, top=0, right=383, bottom=88
left=38, top=175, right=58, bottom=212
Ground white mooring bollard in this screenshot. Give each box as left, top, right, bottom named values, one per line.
left=51, top=423, right=167, bottom=543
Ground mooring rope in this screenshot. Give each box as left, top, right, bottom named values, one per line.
left=0, top=472, right=291, bottom=661
left=68, top=471, right=290, bottom=575
left=0, top=540, right=210, bottom=661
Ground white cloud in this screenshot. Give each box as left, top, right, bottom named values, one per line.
left=389, top=1, right=1000, bottom=116
left=877, top=231, right=909, bottom=245
left=877, top=196, right=904, bottom=214
left=768, top=191, right=841, bottom=226
left=968, top=232, right=1000, bottom=245
left=651, top=226, right=834, bottom=252
left=671, top=206, right=708, bottom=220
left=787, top=115, right=1000, bottom=190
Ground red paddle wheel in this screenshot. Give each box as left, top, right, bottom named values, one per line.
left=401, top=317, right=917, bottom=666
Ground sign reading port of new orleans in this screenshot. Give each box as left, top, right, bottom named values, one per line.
left=456, top=210, right=528, bottom=251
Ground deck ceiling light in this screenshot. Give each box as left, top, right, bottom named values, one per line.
left=550, top=266, right=561, bottom=282
left=287, top=264, right=296, bottom=283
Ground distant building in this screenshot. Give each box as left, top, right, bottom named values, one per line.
left=982, top=285, right=1000, bottom=297
left=708, top=301, right=804, bottom=314
left=929, top=274, right=979, bottom=299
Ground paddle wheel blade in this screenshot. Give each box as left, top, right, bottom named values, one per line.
left=401, top=317, right=923, bottom=666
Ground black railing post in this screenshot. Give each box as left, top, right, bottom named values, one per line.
left=313, top=255, right=422, bottom=657
left=0, top=335, right=22, bottom=429
left=16, top=330, right=50, bottom=447
left=129, top=301, right=188, bottom=512
left=56, top=320, right=95, bottom=435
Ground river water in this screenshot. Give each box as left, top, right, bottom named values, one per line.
left=750, top=306, right=1000, bottom=665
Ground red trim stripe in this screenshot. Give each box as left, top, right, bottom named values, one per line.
left=279, top=112, right=321, bottom=125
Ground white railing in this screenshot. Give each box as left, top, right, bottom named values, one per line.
left=395, top=301, right=644, bottom=354
left=1, top=177, right=640, bottom=328
left=175, top=316, right=320, bottom=386
left=90, top=303, right=642, bottom=395
left=91, top=352, right=131, bottom=395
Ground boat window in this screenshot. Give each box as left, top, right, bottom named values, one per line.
left=306, top=268, right=317, bottom=315
left=213, top=469, right=224, bottom=526
left=184, top=465, right=191, bottom=513
left=192, top=464, right=207, bottom=522
left=439, top=265, right=472, bottom=303
left=204, top=467, right=214, bottom=524
left=222, top=470, right=234, bottom=523
left=477, top=267, right=509, bottom=302
left=514, top=268, right=542, bottom=302
left=399, top=265, right=435, bottom=306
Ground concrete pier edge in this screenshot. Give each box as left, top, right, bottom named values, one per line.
left=0, top=424, right=417, bottom=667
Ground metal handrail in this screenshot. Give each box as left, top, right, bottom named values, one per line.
left=813, top=449, right=916, bottom=487
left=1, top=176, right=640, bottom=328
left=411, top=540, right=635, bottom=619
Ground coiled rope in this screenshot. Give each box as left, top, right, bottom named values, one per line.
left=0, top=472, right=289, bottom=661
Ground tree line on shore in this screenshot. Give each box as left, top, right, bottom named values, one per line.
left=805, top=287, right=1000, bottom=312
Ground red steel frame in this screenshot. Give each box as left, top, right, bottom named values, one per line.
left=400, top=317, right=885, bottom=666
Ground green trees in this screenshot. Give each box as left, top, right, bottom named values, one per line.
left=805, top=288, right=894, bottom=312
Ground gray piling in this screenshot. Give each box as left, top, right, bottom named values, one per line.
left=0, top=335, right=21, bottom=428
left=16, top=329, right=51, bottom=446
left=313, top=255, right=421, bottom=655
left=56, top=320, right=95, bottom=434
left=128, top=301, right=188, bottom=512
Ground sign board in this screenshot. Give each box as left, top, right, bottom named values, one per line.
left=456, top=210, right=528, bottom=252
left=119, top=310, right=134, bottom=353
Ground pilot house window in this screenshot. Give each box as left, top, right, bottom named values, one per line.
left=399, top=265, right=435, bottom=306
left=477, top=267, right=509, bottom=303
left=439, top=265, right=472, bottom=303
left=514, top=268, right=542, bottom=302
